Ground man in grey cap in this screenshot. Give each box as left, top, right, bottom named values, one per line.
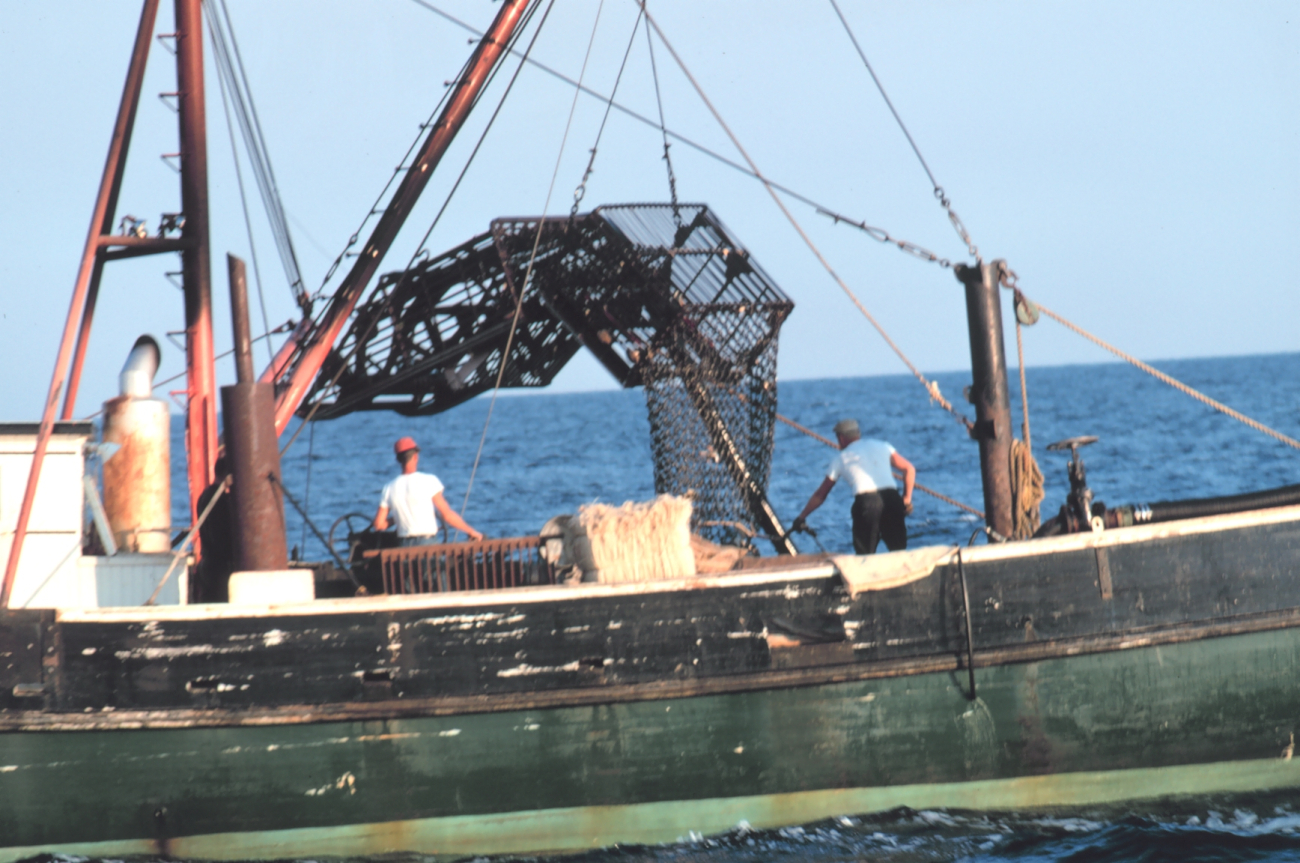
left=792, top=418, right=915, bottom=555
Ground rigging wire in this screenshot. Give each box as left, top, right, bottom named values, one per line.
left=207, top=4, right=274, bottom=365
left=643, top=6, right=680, bottom=221
left=638, top=3, right=972, bottom=433
left=1003, top=273, right=1300, bottom=452
left=462, top=0, right=609, bottom=518
left=279, top=0, right=554, bottom=458
left=407, top=0, right=934, bottom=263
left=309, top=48, right=472, bottom=302
left=570, top=4, right=644, bottom=220
left=205, top=0, right=308, bottom=312
left=827, top=0, right=979, bottom=261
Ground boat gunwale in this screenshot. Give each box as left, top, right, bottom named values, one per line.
left=13, top=598, right=1300, bottom=733
left=47, top=502, right=1300, bottom=624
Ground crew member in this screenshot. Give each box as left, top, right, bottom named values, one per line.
left=792, top=418, right=915, bottom=555
left=374, top=437, right=483, bottom=545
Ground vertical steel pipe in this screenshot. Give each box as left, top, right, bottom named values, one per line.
left=228, top=254, right=255, bottom=383
left=1, top=0, right=162, bottom=608
left=222, top=256, right=289, bottom=573
left=956, top=261, right=1014, bottom=539
left=177, top=0, right=218, bottom=541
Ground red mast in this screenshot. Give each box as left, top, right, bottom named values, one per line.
left=269, top=0, right=536, bottom=433
left=175, top=0, right=219, bottom=537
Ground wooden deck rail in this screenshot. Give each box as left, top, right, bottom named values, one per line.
left=371, top=536, right=556, bottom=594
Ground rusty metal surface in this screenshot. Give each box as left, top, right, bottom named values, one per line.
left=177, top=0, right=219, bottom=544
left=379, top=536, right=555, bottom=594
left=956, top=261, right=1013, bottom=537
left=227, top=254, right=255, bottom=383
left=220, top=382, right=288, bottom=572
left=101, top=396, right=171, bottom=553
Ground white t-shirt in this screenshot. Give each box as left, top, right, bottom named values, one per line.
left=826, top=438, right=897, bottom=495
left=379, top=471, right=445, bottom=537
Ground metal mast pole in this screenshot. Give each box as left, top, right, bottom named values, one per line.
left=176, top=0, right=219, bottom=537
left=956, top=260, right=1013, bottom=539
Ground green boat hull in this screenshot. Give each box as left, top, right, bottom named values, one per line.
left=5, top=624, right=1300, bottom=860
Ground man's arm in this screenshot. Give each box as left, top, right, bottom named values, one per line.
left=793, top=476, right=836, bottom=529
left=890, top=452, right=916, bottom=514
left=433, top=492, right=483, bottom=541
left=373, top=505, right=390, bottom=531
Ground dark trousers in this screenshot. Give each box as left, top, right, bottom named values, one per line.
left=851, top=489, right=908, bottom=555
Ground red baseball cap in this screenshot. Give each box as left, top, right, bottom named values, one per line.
left=394, top=436, right=419, bottom=455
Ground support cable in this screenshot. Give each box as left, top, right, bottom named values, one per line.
left=639, top=3, right=972, bottom=433
left=205, top=0, right=307, bottom=323
left=462, top=0, right=607, bottom=516
left=278, top=0, right=553, bottom=458
left=408, top=0, right=935, bottom=264
left=570, top=4, right=643, bottom=220
left=209, top=12, right=275, bottom=365
left=827, top=0, right=979, bottom=261
left=1002, top=271, right=1300, bottom=452
left=643, top=4, right=680, bottom=222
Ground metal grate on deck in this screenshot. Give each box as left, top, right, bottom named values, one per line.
left=374, top=536, right=556, bottom=594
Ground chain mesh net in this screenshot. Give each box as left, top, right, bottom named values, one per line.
left=310, top=203, right=793, bottom=548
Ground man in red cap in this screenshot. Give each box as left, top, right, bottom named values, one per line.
left=374, top=436, right=482, bottom=545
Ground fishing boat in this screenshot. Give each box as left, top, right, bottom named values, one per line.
left=3, top=1, right=1300, bottom=859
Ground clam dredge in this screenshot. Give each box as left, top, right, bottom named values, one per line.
left=4, top=1, right=1300, bottom=860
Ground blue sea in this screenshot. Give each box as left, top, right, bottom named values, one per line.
left=157, top=352, right=1300, bottom=862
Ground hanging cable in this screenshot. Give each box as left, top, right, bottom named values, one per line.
left=461, top=0, right=608, bottom=518
left=827, top=0, right=979, bottom=261
left=643, top=4, right=680, bottom=222
left=639, top=4, right=972, bottom=433
left=407, top=0, right=945, bottom=267
left=570, top=4, right=643, bottom=220
left=205, top=0, right=309, bottom=310
left=209, top=14, right=275, bottom=366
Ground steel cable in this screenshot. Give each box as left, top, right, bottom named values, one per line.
left=1014, top=282, right=1300, bottom=451
left=638, top=3, right=972, bottom=433
left=827, top=0, right=979, bottom=261
left=461, top=0, right=608, bottom=517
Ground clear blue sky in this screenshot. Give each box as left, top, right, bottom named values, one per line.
left=2, top=1, right=1297, bottom=422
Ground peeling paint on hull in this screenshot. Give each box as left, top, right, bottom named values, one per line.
left=4, top=626, right=1300, bottom=858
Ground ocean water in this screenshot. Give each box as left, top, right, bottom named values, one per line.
left=172, top=352, right=1300, bottom=559
left=150, top=351, right=1300, bottom=862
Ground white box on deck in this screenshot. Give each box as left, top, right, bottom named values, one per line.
left=0, top=423, right=184, bottom=609
left=0, top=423, right=92, bottom=609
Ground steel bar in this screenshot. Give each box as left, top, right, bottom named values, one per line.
left=269, top=0, right=535, bottom=435
left=1, top=0, right=162, bottom=608
left=61, top=0, right=163, bottom=420
left=177, top=0, right=219, bottom=542
left=956, top=261, right=1013, bottom=538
